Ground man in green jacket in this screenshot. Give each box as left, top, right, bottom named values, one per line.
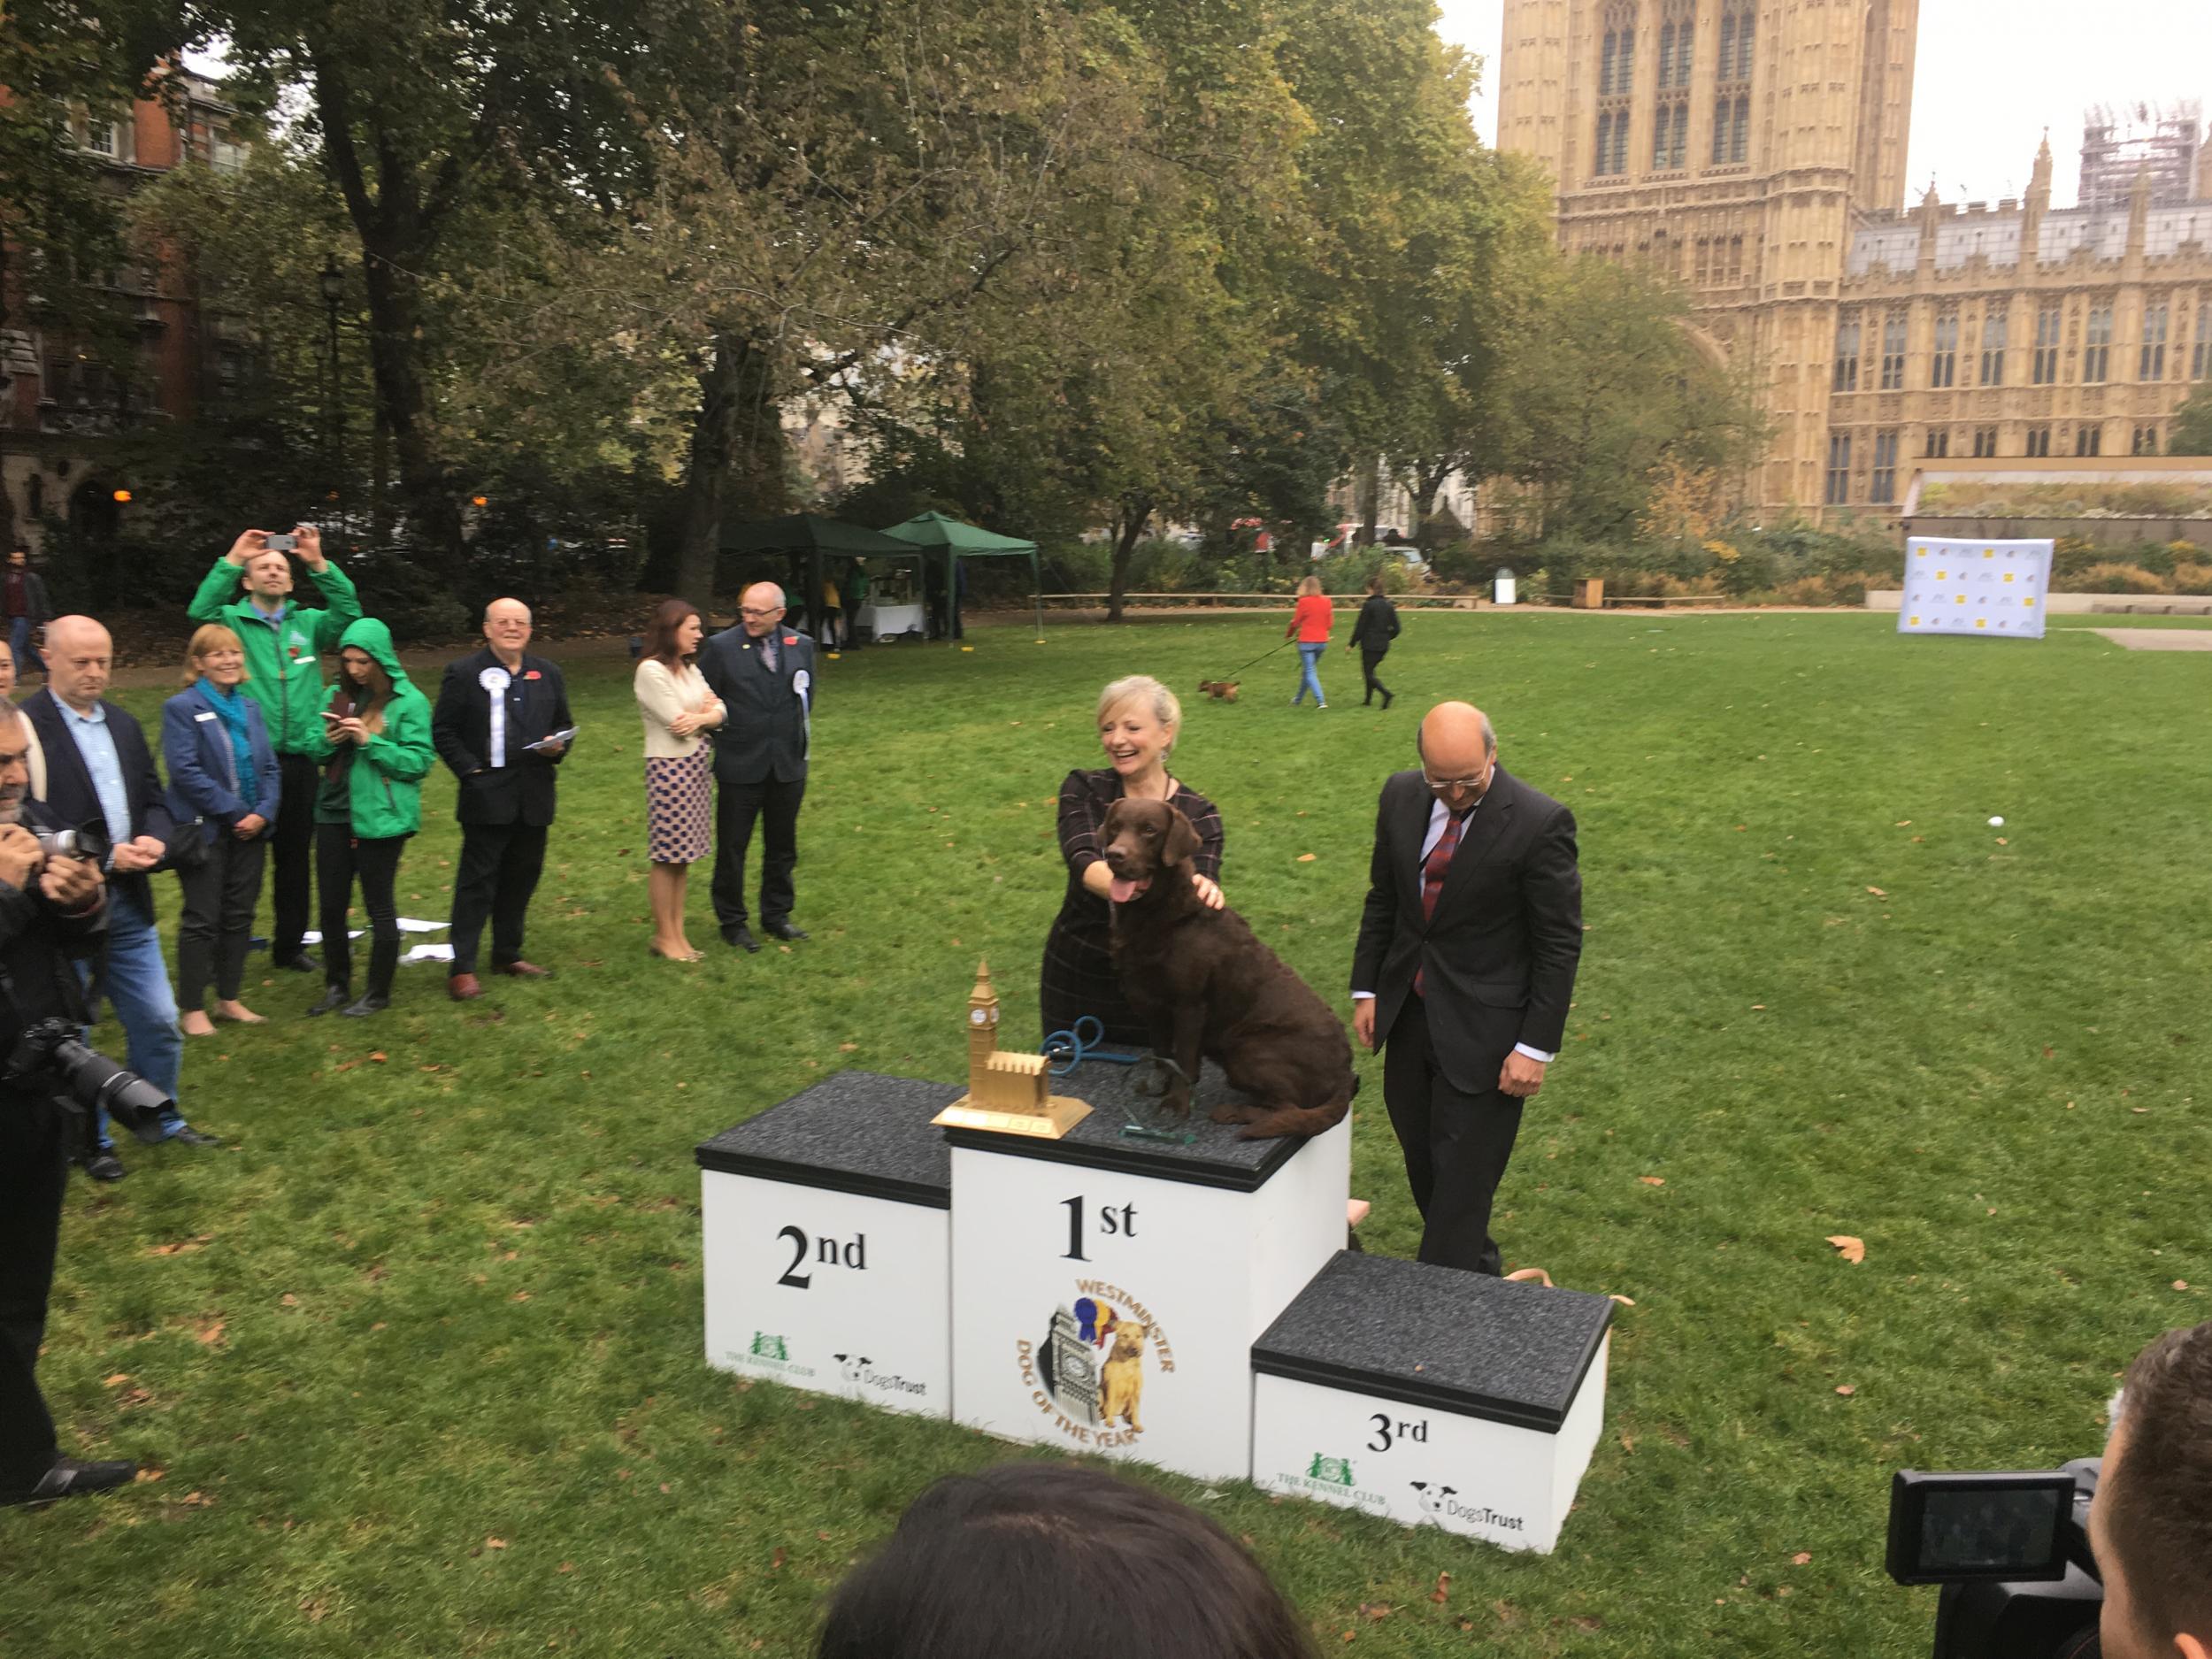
left=188, top=525, right=361, bottom=973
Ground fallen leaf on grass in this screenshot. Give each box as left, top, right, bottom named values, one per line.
left=196, top=1318, right=227, bottom=1346
left=133, top=1466, right=164, bottom=1483
left=368, top=1050, right=388, bottom=1063
left=146, top=1235, right=213, bottom=1256
left=1894, top=820, right=1911, bottom=827
left=104, top=1372, right=130, bottom=1386
left=1638, top=1175, right=1665, bottom=1186
left=1791, top=1552, right=1812, bottom=1565
left=557, top=1563, right=574, bottom=1574
left=1865, top=887, right=1887, bottom=898
left=1609, top=1294, right=1637, bottom=1307
left=1835, top=1384, right=1856, bottom=1396
left=485, top=1537, right=508, bottom=1550
left=770, top=1547, right=787, bottom=1569
left=2177, top=1281, right=2193, bottom=1292
left=1571, top=1617, right=1604, bottom=1631
left=1826, top=1234, right=1866, bottom=1264
left=1429, top=1572, right=1451, bottom=1604
left=1358, top=1602, right=1393, bottom=1621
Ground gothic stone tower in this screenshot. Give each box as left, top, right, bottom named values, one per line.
left=1498, top=0, right=1920, bottom=511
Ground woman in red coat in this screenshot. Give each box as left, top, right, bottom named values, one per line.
left=1286, top=574, right=1333, bottom=708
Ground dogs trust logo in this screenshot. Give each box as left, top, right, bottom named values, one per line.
left=834, top=1352, right=929, bottom=1400
left=1015, top=1281, right=1176, bottom=1451
left=1409, top=1479, right=1527, bottom=1535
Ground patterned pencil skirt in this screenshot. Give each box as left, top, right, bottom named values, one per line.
left=645, top=748, right=713, bottom=865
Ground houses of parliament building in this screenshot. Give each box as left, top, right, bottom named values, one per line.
left=1495, top=0, right=2212, bottom=517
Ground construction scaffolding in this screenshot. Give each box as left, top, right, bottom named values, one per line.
left=2079, top=100, right=2203, bottom=212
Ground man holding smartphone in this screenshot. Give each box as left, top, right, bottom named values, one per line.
left=188, top=526, right=362, bottom=976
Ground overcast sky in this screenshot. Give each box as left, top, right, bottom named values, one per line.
left=1434, top=0, right=2212, bottom=209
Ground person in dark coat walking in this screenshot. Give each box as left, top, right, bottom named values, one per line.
left=1347, top=572, right=1401, bottom=710
left=698, top=581, right=816, bottom=953
left=3, top=549, right=51, bottom=679
left=432, top=599, right=572, bottom=1000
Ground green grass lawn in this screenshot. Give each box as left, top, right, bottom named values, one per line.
left=4, top=609, right=2206, bottom=1656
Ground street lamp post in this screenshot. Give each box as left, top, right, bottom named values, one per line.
left=319, top=254, right=345, bottom=514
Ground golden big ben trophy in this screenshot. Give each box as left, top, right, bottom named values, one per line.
left=932, top=961, right=1092, bottom=1138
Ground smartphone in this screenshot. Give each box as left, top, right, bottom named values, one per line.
left=321, top=709, right=344, bottom=724
left=265, top=532, right=299, bottom=553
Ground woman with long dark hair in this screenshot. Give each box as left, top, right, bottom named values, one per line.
left=305, top=618, right=434, bottom=1017
left=634, top=597, right=725, bottom=960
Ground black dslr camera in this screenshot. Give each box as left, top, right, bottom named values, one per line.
left=1887, top=1463, right=2104, bottom=1659
left=9, top=1017, right=175, bottom=1153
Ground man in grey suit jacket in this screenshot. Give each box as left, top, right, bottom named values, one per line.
left=1350, top=702, right=1582, bottom=1275
left=698, top=582, right=816, bottom=954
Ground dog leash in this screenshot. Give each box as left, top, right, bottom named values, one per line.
left=1214, top=636, right=1294, bottom=681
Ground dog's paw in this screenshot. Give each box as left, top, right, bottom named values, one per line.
left=1210, top=1102, right=1257, bottom=1125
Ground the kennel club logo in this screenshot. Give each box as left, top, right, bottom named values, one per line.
left=1016, top=1281, right=1176, bottom=1449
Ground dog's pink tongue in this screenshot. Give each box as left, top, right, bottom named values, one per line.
left=1110, top=877, right=1141, bottom=903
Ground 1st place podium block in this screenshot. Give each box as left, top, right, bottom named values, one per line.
left=695, top=1072, right=961, bottom=1418
left=947, top=1063, right=1349, bottom=1483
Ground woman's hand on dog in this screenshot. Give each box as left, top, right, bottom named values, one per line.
left=1191, top=872, right=1224, bottom=911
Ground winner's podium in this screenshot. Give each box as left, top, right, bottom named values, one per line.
left=946, top=1062, right=1348, bottom=1483
left=695, top=1072, right=960, bottom=1417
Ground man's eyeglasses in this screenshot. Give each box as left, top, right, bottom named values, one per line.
left=1423, top=768, right=1489, bottom=793
left=739, top=606, right=782, bottom=619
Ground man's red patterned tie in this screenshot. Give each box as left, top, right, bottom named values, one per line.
left=1414, top=810, right=1466, bottom=997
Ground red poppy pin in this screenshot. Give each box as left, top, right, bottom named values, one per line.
left=524, top=669, right=541, bottom=680
left=782, top=635, right=797, bottom=646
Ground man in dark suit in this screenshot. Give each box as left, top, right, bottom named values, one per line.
left=433, top=598, right=572, bottom=1001
left=30, top=617, right=218, bottom=1176
left=1350, top=701, right=1582, bottom=1275
left=699, top=580, right=815, bottom=954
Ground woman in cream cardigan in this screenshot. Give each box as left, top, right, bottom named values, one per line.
left=634, top=598, right=726, bottom=960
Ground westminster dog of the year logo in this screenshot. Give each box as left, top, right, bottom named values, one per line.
left=1015, top=1284, right=1176, bottom=1450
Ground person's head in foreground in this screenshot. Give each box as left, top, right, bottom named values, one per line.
left=816, top=1461, right=1317, bottom=1659
left=1417, top=700, right=1496, bottom=812
left=2095, top=1319, right=2212, bottom=1659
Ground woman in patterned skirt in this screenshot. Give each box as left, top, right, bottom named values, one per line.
left=1039, top=675, right=1226, bottom=1048
left=635, top=598, right=725, bottom=960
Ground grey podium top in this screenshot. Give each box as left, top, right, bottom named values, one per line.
left=694, top=1071, right=963, bottom=1209
left=1252, top=1252, right=1614, bottom=1432
left=941, top=1058, right=1329, bottom=1193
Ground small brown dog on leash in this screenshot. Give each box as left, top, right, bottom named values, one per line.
left=1196, top=680, right=1240, bottom=702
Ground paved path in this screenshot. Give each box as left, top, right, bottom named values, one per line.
left=2091, top=628, right=2212, bottom=652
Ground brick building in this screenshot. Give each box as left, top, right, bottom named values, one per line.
left=0, top=70, right=245, bottom=554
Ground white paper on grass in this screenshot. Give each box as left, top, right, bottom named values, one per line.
left=402, top=943, right=456, bottom=964
left=298, top=918, right=448, bottom=945
left=1898, top=538, right=2051, bottom=640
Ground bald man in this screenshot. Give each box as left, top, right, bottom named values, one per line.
left=28, top=617, right=217, bottom=1175
left=433, top=600, right=572, bottom=998
left=698, top=583, right=817, bottom=952
left=1349, top=702, right=1582, bottom=1275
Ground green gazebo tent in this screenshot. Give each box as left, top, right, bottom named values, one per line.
left=879, top=511, right=1044, bottom=643
left=720, top=514, right=917, bottom=647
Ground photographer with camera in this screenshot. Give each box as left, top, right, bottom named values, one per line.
left=2093, top=1319, right=2212, bottom=1659
left=27, top=617, right=218, bottom=1178
left=0, top=700, right=140, bottom=1507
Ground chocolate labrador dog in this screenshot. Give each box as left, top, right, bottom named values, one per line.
left=1100, top=797, right=1354, bottom=1140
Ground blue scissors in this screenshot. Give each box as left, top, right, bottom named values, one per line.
left=1042, top=1015, right=1146, bottom=1076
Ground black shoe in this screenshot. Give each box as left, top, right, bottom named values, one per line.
left=1381, top=691, right=1394, bottom=710
left=764, top=920, right=809, bottom=942
left=307, top=985, right=349, bottom=1016
left=85, top=1153, right=125, bottom=1183
left=2, top=1455, right=137, bottom=1509
left=274, top=950, right=320, bottom=973
left=722, top=925, right=760, bottom=954
left=340, top=993, right=389, bottom=1018
left=166, top=1125, right=222, bottom=1148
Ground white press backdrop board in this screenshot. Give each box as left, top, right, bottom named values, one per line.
left=1898, top=537, right=2051, bottom=639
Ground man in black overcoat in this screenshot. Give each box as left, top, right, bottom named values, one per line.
left=433, top=598, right=571, bottom=999
left=698, top=581, right=815, bottom=954
left=1350, top=701, right=1583, bottom=1275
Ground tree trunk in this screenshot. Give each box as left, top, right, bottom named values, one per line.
left=1106, top=495, right=1152, bottom=623
left=1412, top=458, right=1450, bottom=547
left=1356, top=458, right=1379, bottom=546
left=675, top=326, right=784, bottom=614
left=357, top=241, right=458, bottom=559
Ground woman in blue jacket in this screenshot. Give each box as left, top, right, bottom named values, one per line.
left=164, top=623, right=282, bottom=1035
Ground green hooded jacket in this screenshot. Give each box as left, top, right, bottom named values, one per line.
left=306, top=618, right=434, bottom=839
left=188, top=556, right=363, bottom=755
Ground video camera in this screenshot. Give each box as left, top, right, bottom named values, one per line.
left=8, top=1017, right=174, bottom=1154
left=1887, top=1463, right=2104, bottom=1659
